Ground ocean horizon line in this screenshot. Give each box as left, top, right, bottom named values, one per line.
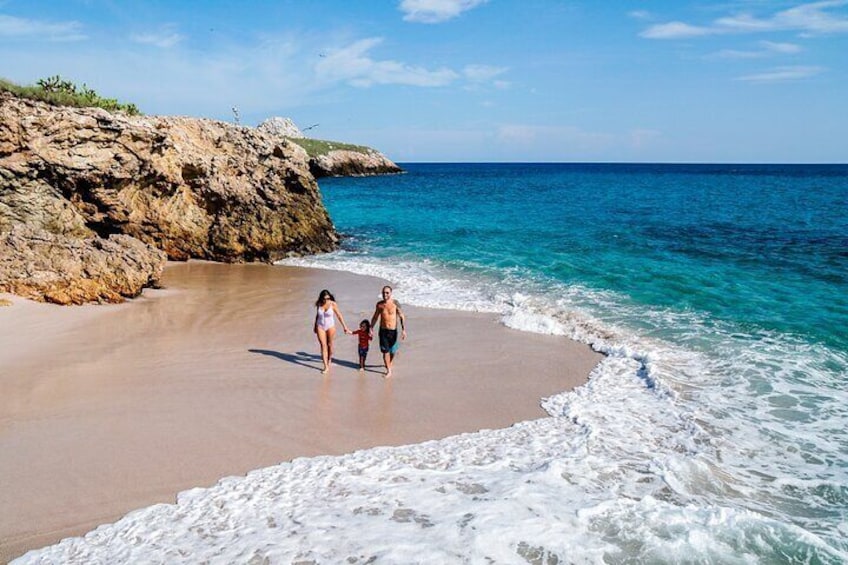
left=393, top=160, right=848, bottom=166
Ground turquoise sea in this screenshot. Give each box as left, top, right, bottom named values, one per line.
left=290, top=163, right=848, bottom=562
left=23, top=163, right=848, bottom=563
left=321, top=163, right=848, bottom=350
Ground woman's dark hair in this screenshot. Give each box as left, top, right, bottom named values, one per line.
left=315, top=289, right=335, bottom=306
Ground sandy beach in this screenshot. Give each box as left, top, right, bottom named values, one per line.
left=0, top=261, right=601, bottom=562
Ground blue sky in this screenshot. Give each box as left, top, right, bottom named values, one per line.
left=1, top=1, right=846, bottom=163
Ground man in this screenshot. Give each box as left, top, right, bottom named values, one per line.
left=370, top=285, right=407, bottom=378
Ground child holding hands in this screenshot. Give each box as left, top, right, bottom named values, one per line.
left=351, top=319, right=373, bottom=371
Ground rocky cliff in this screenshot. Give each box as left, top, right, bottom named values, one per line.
left=0, top=92, right=339, bottom=303
left=308, top=148, right=403, bottom=178
left=257, top=118, right=403, bottom=178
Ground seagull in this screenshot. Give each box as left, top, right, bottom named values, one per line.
left=302, top=123, right=319, bottom=132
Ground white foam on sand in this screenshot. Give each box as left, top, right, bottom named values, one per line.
left=16, top=367, right=837, bottom=563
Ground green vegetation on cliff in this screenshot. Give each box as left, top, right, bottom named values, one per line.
left=287, top=137, right=372, bottom=158
left=0, top=76, right=140, bottom=115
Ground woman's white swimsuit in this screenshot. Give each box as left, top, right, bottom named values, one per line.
left=316, top=305, right=335, bottom=330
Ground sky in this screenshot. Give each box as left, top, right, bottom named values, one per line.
left=1, top=1, right=847, bottom=163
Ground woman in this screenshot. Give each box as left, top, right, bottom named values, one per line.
left=313, top=289, right=350, bottom=374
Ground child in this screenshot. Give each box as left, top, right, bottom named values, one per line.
left=351, top=319, right=372, bottom=371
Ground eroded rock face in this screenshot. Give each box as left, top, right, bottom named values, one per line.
left=310, top=149, right=403, bottom=178
left=0, top=224, right=167, bottom=305
left=256, top=117, right=305, bottom=139
left=0, top=92, right=338, bottom=263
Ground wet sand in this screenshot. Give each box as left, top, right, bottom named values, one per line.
left=0, top=261, right=601, bottom=562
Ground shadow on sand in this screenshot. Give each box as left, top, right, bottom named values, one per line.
left=249, top=349, right=363, bottom=371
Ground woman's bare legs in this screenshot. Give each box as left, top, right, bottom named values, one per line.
left=325, top=327, right=336, bottom=371
left=316, top=328, right=330, bottom=373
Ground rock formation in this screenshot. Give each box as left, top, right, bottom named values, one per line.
left=0, top=93, right=338, bottom=261
left=257, top=117, right=305, bottom=139
left=308, top=148, right=403, bottom=178
left=257, top=116, right=402, bottom=178
left=0, top=92, right=340, bottom=303
left=0, top=224, right=166, bottom=305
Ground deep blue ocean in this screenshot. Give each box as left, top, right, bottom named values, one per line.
left=286, top=163, right=848, bottom=562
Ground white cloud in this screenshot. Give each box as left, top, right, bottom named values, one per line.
left=640, top=21, right=716, bottom=39
left=714, top=13, right=776, bottom=33
left=399, top=0, right=488, bottom=24
left=708, top=48, right=766, bottom=59
left=759, top=40, right=803, bottom=53
left=462, top=64, right=507, bottom=83
left=719, top=1, right=848, bottom=35
left=707, top=40, right=802, bottom=59
left=736, top=65, right=825, bottom=82
left=642, top=1, right=848, bottom=39
left=2, top=29, right=483, bottom=124
left=0, top=33, right=327, bottom=120
left=461, top=65, right=510, bottom=91
left=130, top=29, right=183, bottom=49
left=0, top=13, right=86, bottom=41
left=628, top=10, right=653, bottom=21
left=315, top=37, right=459, bottom=87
